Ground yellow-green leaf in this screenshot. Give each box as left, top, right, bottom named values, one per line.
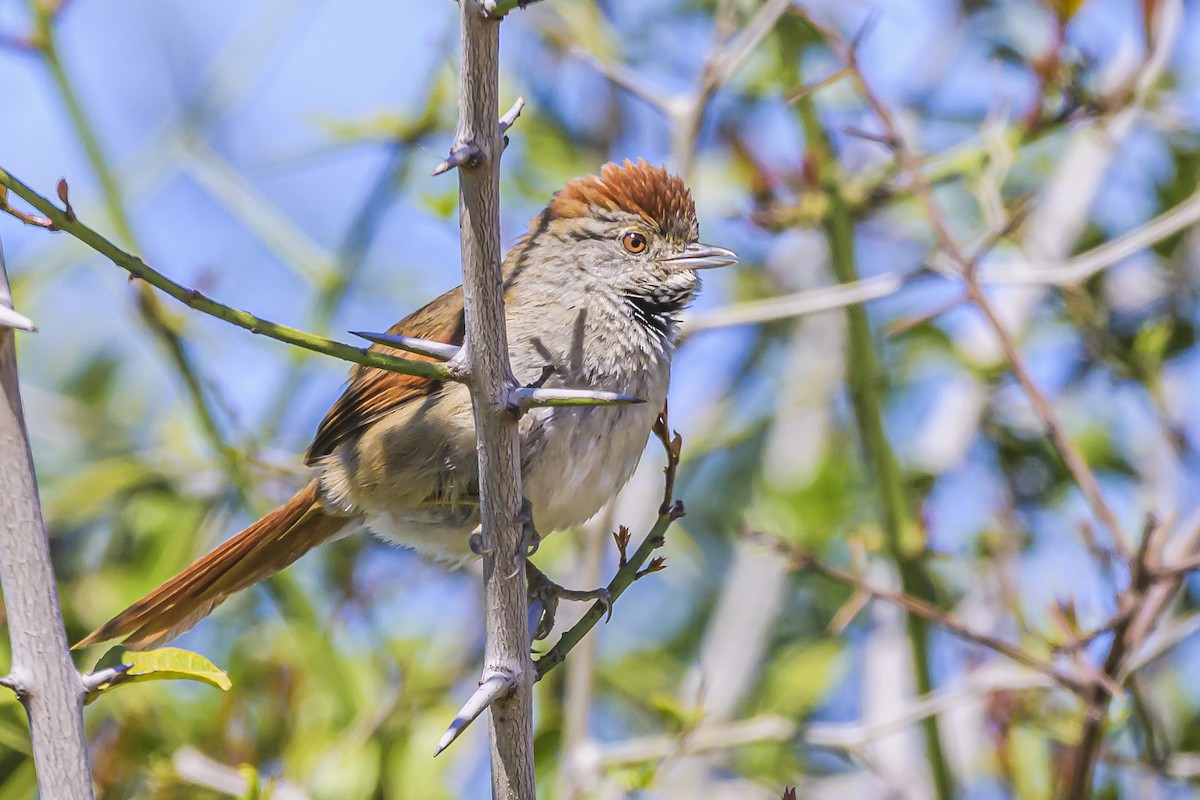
left=121, top=647, right=232, bottom=692
left=87, top=646, right=231, bottom=703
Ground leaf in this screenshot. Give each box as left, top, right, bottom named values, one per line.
left=121, top=647, right=232, bottom=691
left=86, top=646, right=231, bottom=702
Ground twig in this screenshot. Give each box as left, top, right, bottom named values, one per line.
left=575, top=0, right=790, bottom=177
left=0, top=234, right=93, bottom=798
left=747, top=531, right=1094, bottom=696
left=966, top=283, right=1131, bottom=556
left=30, top=8, right=254, bottom=504
left=535, top=407, right=685, bottom=680
left=534, top=511, right=676, bottom=680
left=173, top=747, right=311, bottom=800
left=681, top=273, right=905, bottom=336
left=794, top=85, right=955, bottom=800
left=800, top=9, right=1132, bottom=559
left=983, top=189, right=1200, bottom=285
left=595, top=665, right=1057, bottom=765
left=0, top=167, right=458, bottom=382
left=571, top=49, right=675, bottom=115
left=1066, top=517, right=1163, bottom=799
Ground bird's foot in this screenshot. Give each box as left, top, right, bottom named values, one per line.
left=468, top=525, right=494, bottom=556
left=505, top=498, right=542, bottom=578
left=526, top=562, right=612, bottom=641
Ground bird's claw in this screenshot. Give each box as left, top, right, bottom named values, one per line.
left=505, top=498, right=542, bottom=578
left=469, top=530, right=494, bottom=556
left=526, top=563, right=612, bottom=641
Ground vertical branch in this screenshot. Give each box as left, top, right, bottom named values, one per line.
left=453, top=2, right=536, bottom=797
left=0, top=235, right=94, bottom=799
left=796, top=99, right=955, bottom=800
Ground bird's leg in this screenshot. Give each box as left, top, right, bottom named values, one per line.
left=526, top=561, right=612, bottom=641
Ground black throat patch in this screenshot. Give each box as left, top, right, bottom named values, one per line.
left=624, top=290, right=690, bottom=338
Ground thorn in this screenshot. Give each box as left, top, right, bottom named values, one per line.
left=435, top=672, right=515, bottom=756
left=0, top=305, right=37, bottom=332
left=432, top=142, right=482, bottom=176
left=498, top=96, right=526, bottom=135
left=81, top=663, right=131, bottom=692
left=508, top=386, right=644, bottom=412
left=350, top=330, right=461, bottom=361
left=842, top=126, right=897, bottom=148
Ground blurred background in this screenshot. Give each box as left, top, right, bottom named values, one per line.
left=1, top=0, right=1199, bottom=797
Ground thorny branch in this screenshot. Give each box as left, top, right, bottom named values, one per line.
left=745, top=530, right=1097, bottom=697
left=534, top=403, right=686, bottom=680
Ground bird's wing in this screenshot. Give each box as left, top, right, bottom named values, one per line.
left=304, top=284, right=465, bottom=466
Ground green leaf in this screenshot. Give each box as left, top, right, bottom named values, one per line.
left=121, top=647, right=232, bottom=691
left=86, top=646, right=231, bottom=703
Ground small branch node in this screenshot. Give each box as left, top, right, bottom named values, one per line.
left=432, top=142, right=483, bottom=177
left=634, top=556, right=667, bottom=580
left=0, top=673, right=26, bottom=701
left=613, top=525, right=632, bottom=567
left=434, top=671, right=517, bottom=757
left=55, top=178, right=75, bottom=222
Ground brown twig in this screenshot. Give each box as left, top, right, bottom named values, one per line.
left=1065, top=517, right=1163, bottom=798
left=745, top=530, right=1103, bottom=697
left=798, top=9, right=1132, bottom=560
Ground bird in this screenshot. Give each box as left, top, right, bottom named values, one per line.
left=75, top=159, right=737, bottom=651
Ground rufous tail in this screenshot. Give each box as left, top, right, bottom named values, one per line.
left=75, top=481, right=347, bottom=651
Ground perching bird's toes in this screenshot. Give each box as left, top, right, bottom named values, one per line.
left=469, top=527, right=494, bottom=556
left=526, top=562, right=612, bottom=641
left=505, top=499, right=542, bottom=579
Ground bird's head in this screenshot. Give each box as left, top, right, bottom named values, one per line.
left=514, top=160, right=737, bottom=334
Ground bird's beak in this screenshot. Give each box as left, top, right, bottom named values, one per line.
left=660, top=242, right=739, bottom=271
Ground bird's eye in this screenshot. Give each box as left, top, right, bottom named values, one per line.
left=621, top=232, right=648, bottom=254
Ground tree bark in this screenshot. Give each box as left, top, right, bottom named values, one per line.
left=0, top=235, right=95, bottom=799
left=453, top=2, right=537, bottom=798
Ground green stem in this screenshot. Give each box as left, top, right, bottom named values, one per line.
left=535, top=512, right=675, bottom=680
left=0, top=167, right=457, bottom=382
left=35, top=13, right=255, bottom=497
left=798, top=100, right=955, bottom=800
